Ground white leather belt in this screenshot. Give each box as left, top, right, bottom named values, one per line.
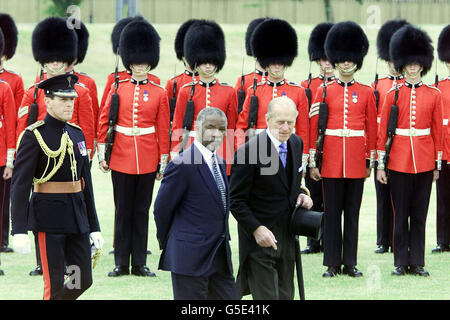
left=115, top=125, right=155, bottom=136
left=395, top=128, right=430, bottom=136
left=325, top=129, right=365, bottom=137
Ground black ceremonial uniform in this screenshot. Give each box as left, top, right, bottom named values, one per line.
left=11, top=75, right=100, bottom=300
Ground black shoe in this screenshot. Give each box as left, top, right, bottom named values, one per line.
left=342, top=266, right=363, bottom=277
left=0, top=245, right=13, bottom=253
left=431, top=245, right=450, bottom=253
left=409, top=265, right=430, bottom=277
left=108, top=265, right=129, bottom=277
left=29, top=265, right=43, bottom=276
left=131, top=265, right=156, bottom=277
left=301, top=246, right=321, bottom=254
left=392, top=266, right=407, bottom=276
left=374, top=245, right=389, bottom=254
left=146, top=249, right=152, bottom=255
left=322, top=266, right=341, bottom=277
left=0, top=269, right=4, bottom=276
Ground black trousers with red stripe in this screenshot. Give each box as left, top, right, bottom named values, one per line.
left=389, top=170, right=433, bottom=267
left=38, top=232, right=92, bottom=300
left=111, top=170, right=156, bottom=267
left=0, top=166, right=11, bottom=248
left=374, top=165, right=394, bottom=247
left=436, top=163, right=450, bottom=246
left=322, top=178, right=364, bottom=268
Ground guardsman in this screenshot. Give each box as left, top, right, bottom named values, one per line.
left=372, top=20, right=408, bottom=254
left=0, top=13, right=23, bottom=253
left=300, top=22, right=335, bottom=255
left=235, top=18, right=310, bottom=171
left=18, top=17, right=95, bottom=276
left=98, top=16, right=160, bottom=120
left=165, top=19, right=200, bottom=126
left=0, top=28, right=16, bottom=273
left=33, top=20, right=99, bottom=161
left=309, top=21, right=377, bottom=278
left=170, top=20, right=237, bottom=176
left=377, top=25, right=443, bottom=276
left=234, top=17, right=268, bottom=114
left=10, top=73, right=104, bottom=299
left=432, top=24, right=450, bottom=254
left=98, top=19, right=169, bottom=277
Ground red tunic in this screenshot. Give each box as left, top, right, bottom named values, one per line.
left=99, top=70, right=160, bottom=119
left=377, top=81, right=443, bottom=174
left=0, top=80, right=17, bottom=167
left=435, top=78, right=450, bottom=161
left=236, top=79, right=310, bottom=158
left=17, top=83, right=95, bottom=158
left=165, top=70, right=197, bottom=120
left=301, top=75, right=335, bottom=110
left=98, top=78, right=170, bottom=175
left=234, top=70, right=268, bottom=109
left=309, top=79, right=377, bottom=178
left=170, top=79, right=238, bottom=175
left=0, top=68, right=24, bottom=113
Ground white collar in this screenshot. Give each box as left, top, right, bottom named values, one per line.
left=266, top=128, right=285, bottom=150
left=194, top=138, right=215, bottom=161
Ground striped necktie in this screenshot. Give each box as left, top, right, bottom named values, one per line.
left=279, top=142, right=287, bottom=168
left=211, top=153, right=227, bottom=212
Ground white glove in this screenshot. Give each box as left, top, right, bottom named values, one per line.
left=12, top=234, right=31, bottom=254
left=89, top=232, right=104, bottom=250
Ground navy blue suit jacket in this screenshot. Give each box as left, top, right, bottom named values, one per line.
left=153, top=144, right=233, bottom=277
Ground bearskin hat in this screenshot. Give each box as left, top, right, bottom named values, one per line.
left=111, top=16, right=142, bottom=54
left=251, top=18, right=297, bottom=69
left=308, top=22, right=334, bottom=61
left=32, top=17, right=77, bottom=65
left=73, top=20, right=89, bottom=64
left=245, top=18, right=268, bottom=56
left=0, top=13, right=18, bottom=60
left=390, top=24, right=434, bottom=76
left=119, top=19, right=160, bottom=71
left=184, top=20, right=226, bottom=72
left=325, top=21, right=368, bottom=70
left=0, top=29, right=4, bottom=58
left=174, top=19, right=200, bottom=61
left=376, top=19, right=409, bottom=62
left=438, top=24, right=450, bottom=62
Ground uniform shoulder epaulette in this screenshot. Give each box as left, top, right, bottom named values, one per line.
left=425, top=84, right=441, bottom=92
left=77, top=71, right=91, bottom=77
left=25, top=120, right=45, bottom=131
left=75, top=82, right=87, bottom=89
left=118, top=79, right=130, bottom=84
left=387, top=83, right=403, bottom=93
left=286, top=81, right=301, bottom=87
left=27, top=83, right=37, bottom=90
left=219, top=82, right=233, bottom=88
left=357, top=82, right=372, bottom=89
left=149, top=81, right=165, bottom=89
left=181, top=81, right=196, bottom=88
left=0, top=79, right=7, bottom=85
left=67, top=122, right=82, bottom=130
left=319, top=80, right=335, bottom=88
left=256, top=81, right=266, bottom=87
left=4, top=69, right=21, bottom=76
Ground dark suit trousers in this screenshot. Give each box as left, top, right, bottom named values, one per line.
left=111, top=170, right=156, bottom=267
left=38, top=232, right=92, bottom=300
left=389, top=170, right=433, bottom=267
left=322, top=178, right=364, bottom=267
left=171, top=243, right=237, bottom=300
left=436, top=163, right=450, bottom=246
left=0, top=166, right=11, bottom=247
left=374, top=168, right=394, bottom=247
left=305, top=167, right=324, bottom=249
left=246, top=215, right=295, bottom=300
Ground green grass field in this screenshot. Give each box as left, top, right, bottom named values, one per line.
left=0, top=23, right=449, bottom=300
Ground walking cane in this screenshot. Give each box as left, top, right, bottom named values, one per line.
left=295, top=235, right=306, bottom=300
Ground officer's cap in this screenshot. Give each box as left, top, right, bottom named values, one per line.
left=0, top=13, right=18, bottom=60
left=438, top=25, right=450, bottom=63
left=174, top=19, right=200, bottom=61
left=245, top=17, right=268, bottom=56
left=251, top=18, right=298, bottom=69
left=184, top=20, right=226, bottom=72
left=324, top=21, right=369, bottom=70
left=308, top=22, right=334, bottom=62
left=119, top=19, right=160, bottom=71
left=376, top=19, right=409, bottom=62
left=390, top=24, right=433, bottom=76
left=37, top=73, right=79, bottom=98
left=32, top=17, right=77, bottom=65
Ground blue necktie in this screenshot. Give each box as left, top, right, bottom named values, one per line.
left=279, top=142, right=287, bottom=168
left=211, top=154, right=227, bottom=212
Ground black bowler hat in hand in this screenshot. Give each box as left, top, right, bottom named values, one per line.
left=37, top=73, right=79, bottom=98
